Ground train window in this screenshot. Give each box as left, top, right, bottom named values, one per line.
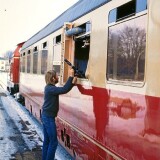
left=107, top=15, right=147, bottom=83
left=28, top=50, right=31, bottom=54
left=53, top=65, right=60, bottom=76
left=27, top=50, right=31, bottom=73
left=53, top=36, right=61, bottom=75
left=42, top=42, right=47, bottom=49
left=136, top=0, right=147, bottom=13
left=33, top=46, right=38, bottom=52
left=74, top=35, right=90, bottom=78
left=117, top=0, right=136, bottom=21
left=41, top=50, right=48, bottom=74
left=108, top=0, right=147, bottom=23
left=53, top=35, right=61, bottom=44
left=20, top=54, right=22, bottom=72
left=22, top=52, right=25, bottom=72
left=56, top=35, right=61, bottom=44
left=108, top=9, right=117, bottom=24
left=33, top=52, right=38, bottom=74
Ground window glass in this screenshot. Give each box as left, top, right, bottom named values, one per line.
left=22, top=56, right=25, bottom=72
left=20, top=55, right=22, bottom=72
left=41, top=50, right=48, bottom=74
left=108, top=9, right=117, bottom=23
left=27, top=55, right=31, bottom=73
left=53, top=41, right=62, bottom=76
left=33, top=52, right=38, bottom=74
left=136, top=0, right=147, bottom=13
left=108, top=0, right=147, bottom=24
left=107, top=15, right=147, bottom=82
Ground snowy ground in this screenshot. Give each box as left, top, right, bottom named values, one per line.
left=0, top=72, right=73, bottom=160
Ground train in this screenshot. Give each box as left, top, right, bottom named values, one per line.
left=7, top=0, right=160, bottom=159
left=7, top=42, right=25, bottom=95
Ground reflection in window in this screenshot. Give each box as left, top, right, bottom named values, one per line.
left=22, top=56, right=25, bottom=72
left=27, top=55, right=31, bottom=73
left=20, top=55, right=22, bottom=72
left=33, top=52, right=38, bottom=74
left=41, top=50, right=48, bottom=74
left=107, top=15, right=147, bottom=82
left=53, top=42, right=61, bottom=76
left=53, top=65, right=60, bottom=76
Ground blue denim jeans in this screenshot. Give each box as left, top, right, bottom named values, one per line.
left=42, top=114, right=58, bottom=160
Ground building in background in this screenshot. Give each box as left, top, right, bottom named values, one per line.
left=0, top=57, right=9, bottom=71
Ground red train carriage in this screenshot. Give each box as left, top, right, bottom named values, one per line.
left=19, top=0, right=160, bottom=159
left=7, top=42, right=25, bottom=95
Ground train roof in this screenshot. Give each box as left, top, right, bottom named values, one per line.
left=21, top=0, right=110, bottom=51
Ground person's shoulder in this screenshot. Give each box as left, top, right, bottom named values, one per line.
left=45, top=84, right=55, bottom=89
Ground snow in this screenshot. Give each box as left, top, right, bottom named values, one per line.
left=0, top=72, right=73, bottom=160
left=1, top=92, right=43, bottom=148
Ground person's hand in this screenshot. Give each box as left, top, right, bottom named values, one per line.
left=69, top=68, right=74, bottom=77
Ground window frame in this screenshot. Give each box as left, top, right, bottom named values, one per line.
left=107, top=9, right=147, bottom=87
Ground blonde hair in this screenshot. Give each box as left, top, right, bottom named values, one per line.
left=45, top=70, right=57, bottom=85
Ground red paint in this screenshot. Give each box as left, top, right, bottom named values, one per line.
left=11, top=42, right=25, bottom=83
left=20, top=80, right=160, bottom=159
left=57, top=85, right=160, bottom=160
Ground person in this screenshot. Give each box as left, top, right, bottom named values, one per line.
left=41, top=68, right=77, bottom=160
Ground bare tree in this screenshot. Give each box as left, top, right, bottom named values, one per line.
left=4, top=50, right=13, bottom=62
left=117, top=26, right=146, bottom=80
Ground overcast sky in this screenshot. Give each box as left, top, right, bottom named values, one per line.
left=0, top=0, right=78, bottom=56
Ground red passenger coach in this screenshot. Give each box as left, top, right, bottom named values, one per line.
left=19, top=0, right=160, bottom=159
left=7, top=42, right=25, bottom=95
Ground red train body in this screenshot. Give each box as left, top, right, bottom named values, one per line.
left=7, top=42, right=25, bottom=95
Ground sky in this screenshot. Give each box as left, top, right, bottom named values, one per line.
left=0, top=0, right=79, bottom=56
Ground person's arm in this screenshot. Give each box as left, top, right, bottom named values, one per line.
left=49, top=69, right=77, bottom=95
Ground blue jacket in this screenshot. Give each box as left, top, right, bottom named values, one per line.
left=42, top=77, right=74, bottom=117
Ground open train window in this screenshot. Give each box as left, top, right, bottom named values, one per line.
left=107, top=13, right=147, bottom=84
left=42, top=41, right=47, bottom=49
left=109, top=0, right=147, bottom=23
left=74, top=35, right=90, bottom=78
left=73, top=22, right=91, bottom=78
left=33, top=46, right=38, bottom=52
left=53, top=35, right=61, bottom=44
